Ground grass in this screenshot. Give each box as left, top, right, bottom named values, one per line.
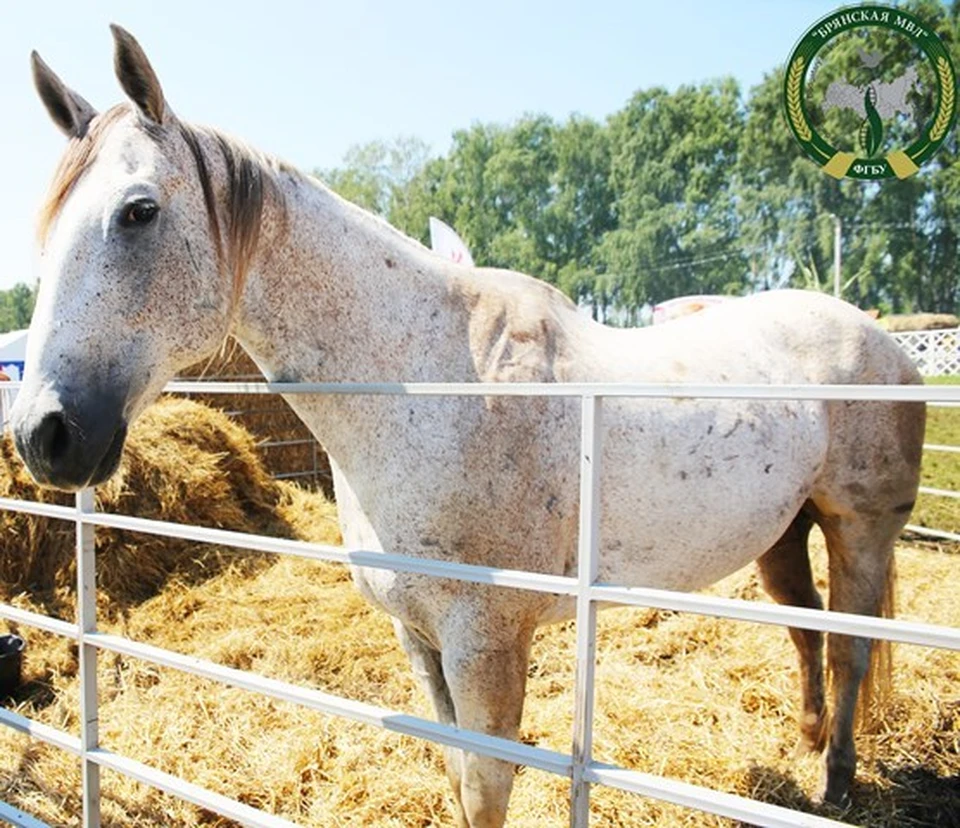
left=912, top=376, right=960, bottom=537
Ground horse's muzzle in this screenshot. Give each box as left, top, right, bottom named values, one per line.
left=12, top=395, right=128, bottom=491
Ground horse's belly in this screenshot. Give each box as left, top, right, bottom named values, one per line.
left=599, top=398, right=828, bottom=592
left=328, top=396, right=829, bottom=633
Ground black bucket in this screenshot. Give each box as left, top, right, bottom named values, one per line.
left=0, top=634, right=25, bottom=696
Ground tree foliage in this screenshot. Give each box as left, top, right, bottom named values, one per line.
left=0, top=284, right=35, bottom=334
left=320, top=0, right=960, bottom=321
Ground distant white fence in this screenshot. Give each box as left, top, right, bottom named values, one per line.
left=887, top=327, right=960, bottom=542
left=891, top=327, right=960, bottom=377
left=0, top=380, right=958, bottom=828
left=0, top=385, right=18, bottom=432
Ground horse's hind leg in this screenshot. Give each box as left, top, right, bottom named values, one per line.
left=757, top=510, right=827, bottom=753
left=811, top=506, right=902, bottom=806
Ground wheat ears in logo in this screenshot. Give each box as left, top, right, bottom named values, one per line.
left=784, top=4, right=957, bottom=181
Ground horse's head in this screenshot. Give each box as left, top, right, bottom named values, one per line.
left=13, top=27, right=258, bottom=490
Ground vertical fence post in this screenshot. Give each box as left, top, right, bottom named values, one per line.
left=76, top=487, right=100, bottom=827
left=570, top=395, right=602, bottom=827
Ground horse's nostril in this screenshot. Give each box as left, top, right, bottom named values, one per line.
left=36, top=411, right=71, bottom=464
left=16, top=402, right=125, bottom=489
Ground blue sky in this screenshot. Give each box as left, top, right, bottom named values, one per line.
left=0, top=0, right=842, bottom=291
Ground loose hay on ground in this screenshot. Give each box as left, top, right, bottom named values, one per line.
left=0, top=402, right=956, bottom=826
left=2, top=544, right=957, bottom=826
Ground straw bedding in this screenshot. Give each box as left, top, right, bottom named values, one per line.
left=0, top=400, right=955, bottom=826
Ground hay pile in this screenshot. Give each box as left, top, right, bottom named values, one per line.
left=0, top=402, right=955, bottom=826
left=179, top=342, right=331, bottom=495
left=0, top=397, right=334, bottom=615
left=877, top=313, right=960, bottom=333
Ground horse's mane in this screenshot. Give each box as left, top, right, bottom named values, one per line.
left=175, top=120, right=286, bottom=307
left=37, top=104, right=287, bottom=309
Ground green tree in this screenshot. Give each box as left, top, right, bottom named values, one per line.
left=0, top=283, right=36, bottom=333
left=390, top=117, right=557, bottom=273
left=389, top=113, right=615, bottom=312
left=318, top=136, right=432, bottom=216
left=550, top=117, right=616, bottom=309
left=598, top=79, right=748, bottom=317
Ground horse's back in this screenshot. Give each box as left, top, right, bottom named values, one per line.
left=587, top=289, right=919, bottom=387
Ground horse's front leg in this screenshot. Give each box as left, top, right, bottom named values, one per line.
left=439, top=617, right=534, bottom=828
left=393, top=619, right=468, bottom=816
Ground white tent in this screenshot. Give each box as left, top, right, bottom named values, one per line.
left=0, top=329, right=28, bottom=381
left=0, top=329, right=28, bottom=427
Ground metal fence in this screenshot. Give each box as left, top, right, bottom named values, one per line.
left=0, top=380, right=959, bottom=828
left=907, top=426, right=960, bottom=543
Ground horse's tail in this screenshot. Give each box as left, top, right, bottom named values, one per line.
left=856, top=553, right=897, bottom=734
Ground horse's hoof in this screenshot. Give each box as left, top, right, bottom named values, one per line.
left=816, top=788, right=852, bottom=810
left=817, top=774, right=853, bottom=809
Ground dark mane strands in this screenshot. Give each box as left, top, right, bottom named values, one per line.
left=176, top=122, right=223, bottom=263
left=174, top=123, right=285, bottom=308
left=213, top=130, right=273, bottom=304
left=179, top=122, right=287, bottom=305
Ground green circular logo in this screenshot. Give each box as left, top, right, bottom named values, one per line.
left=784, top=4, right=957, bottom=180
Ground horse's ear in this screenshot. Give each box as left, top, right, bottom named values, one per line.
left=31, top=52, right=97, bottom=139
left=110, top=24, right=167, bottom=125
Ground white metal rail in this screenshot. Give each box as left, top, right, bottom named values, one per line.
left=0, top=380, right=957, bottom=828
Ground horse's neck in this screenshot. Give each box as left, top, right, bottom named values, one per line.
left=235, top=173, right=474, bottom=385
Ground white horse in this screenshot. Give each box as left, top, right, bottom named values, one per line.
left=13, top=28, right=924, bottom=827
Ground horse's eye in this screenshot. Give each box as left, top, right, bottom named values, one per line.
left=120, top=199, right=159, bottom=228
